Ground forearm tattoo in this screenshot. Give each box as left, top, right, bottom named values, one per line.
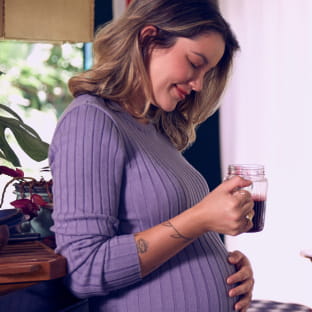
left=162, top=221, right=193, bottom=242
left=135, top=237, right=149, bottom=254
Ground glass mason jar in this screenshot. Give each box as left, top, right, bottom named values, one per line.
left=226, top=164, right=268, bottom=233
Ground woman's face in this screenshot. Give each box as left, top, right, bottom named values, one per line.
left=148, top=31, right=225, bottom=112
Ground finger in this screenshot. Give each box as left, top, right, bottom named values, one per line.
left=227, top=268, right=251, bottom=285
left=243, top=209, right=254, bottom=230
left=230, top=198, right=254, bottom=231
left=232, top=194, right=254, bottom=223
left=242, top=201, right=255, bottom=221
left=233, top=190, right=253, bottom=206
left=228, top=250, right=244, bottom=264
left=245, top=209, right=255, bottom=221
left=245, top=217, right=254, bottom=232
left=227, top=263, right=252, bottom=285
left=227, top=271, right=243, bottom=284
left=223, top=176, right=252, bottom=193
left=229, top=278, right=254, bottom=297
left=234, top=293, right=252, bottom=311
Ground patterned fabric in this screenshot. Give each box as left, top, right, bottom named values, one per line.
left=249, top=300, right=312, bottom=312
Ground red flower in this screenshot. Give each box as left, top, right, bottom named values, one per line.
left=0, top=166, right=24, bottom=178
left=31, top=194, right=47, bottom=206
left=10, top=194, right=47, bottom=220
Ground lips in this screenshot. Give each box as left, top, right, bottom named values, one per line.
left=175, top=85, right=189, bottom=100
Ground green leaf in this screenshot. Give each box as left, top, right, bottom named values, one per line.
left=11, top=117, right=41, bottom=140
left=0, top=104, right=42, bottom=140
left=0, top=124, right=21, bottom=166
left=0, top=108, right=42, bottom=141
left=11, top=127, right=49, bottom=161
left=1, top=117, right=49, bottom=162
left=0, top=116, right=49, bottom=165
left=0, top=150, right=6, bottom=159
left=0, top=103, right=23, bottom=122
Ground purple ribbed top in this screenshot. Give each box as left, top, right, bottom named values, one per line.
left=49, top=94, right=238, bottom=311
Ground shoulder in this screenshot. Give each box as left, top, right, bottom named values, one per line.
left=49, top=95, right=128, bottom=161
left=50, top=95, right=127, bottom=150
left=58, top=94, right=122, bottom=126
left=51, top=94, right=131, bottom=142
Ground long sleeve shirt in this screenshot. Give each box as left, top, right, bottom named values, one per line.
left=49, top=94, right=238, bottom=311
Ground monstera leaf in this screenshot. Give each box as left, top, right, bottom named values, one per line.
left=0, top=103, right=49, bottom=167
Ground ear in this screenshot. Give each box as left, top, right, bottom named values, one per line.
left=139, top=25, right=158, bottom=41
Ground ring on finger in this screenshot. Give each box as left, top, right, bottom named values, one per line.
left=245, top=212, right=253, bottom=222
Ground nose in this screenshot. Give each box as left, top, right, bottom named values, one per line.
left=189, top=75, right=204, bottom=92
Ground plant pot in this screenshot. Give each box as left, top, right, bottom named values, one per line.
left=13, top=179, right=54, bottom=238
left=13, top=179, right=53, bottom=202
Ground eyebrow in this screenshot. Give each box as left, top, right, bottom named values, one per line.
left=191, top=51, right=208, bottom=65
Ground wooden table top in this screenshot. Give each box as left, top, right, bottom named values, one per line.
left=0, top=240, right=66, bottom=295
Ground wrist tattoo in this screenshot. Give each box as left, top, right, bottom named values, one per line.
left=162, top=221, right=193, bottom=242
left=135, top=237, right=149, bottom=254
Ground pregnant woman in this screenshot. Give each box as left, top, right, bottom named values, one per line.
left=49, top=0, right=254, bottom=311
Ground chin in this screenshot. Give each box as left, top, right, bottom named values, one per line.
left=159, top=101, right=179, bottom=112
left=152, top=97, right=179, bottom=112
left=165, top=106, right=177, bottom=112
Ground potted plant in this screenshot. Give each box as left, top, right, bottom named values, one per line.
left=13, top=168, right=54, bottom=239
left=0, top=103, right=54, bottom=247
left=0, top=165, right=53, bottom=237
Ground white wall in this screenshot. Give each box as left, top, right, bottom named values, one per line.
left=219, top=0, right=312, bottom=307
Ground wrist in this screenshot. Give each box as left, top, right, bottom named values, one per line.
left=174, top=204, right=207, bottom=238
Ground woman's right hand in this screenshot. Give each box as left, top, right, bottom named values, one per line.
left=132, top=176, right=254, bottom=277
left=194, top=176, right=254, bottom=236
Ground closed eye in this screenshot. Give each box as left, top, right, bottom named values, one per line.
left=189, top=61, right=200, bottom=69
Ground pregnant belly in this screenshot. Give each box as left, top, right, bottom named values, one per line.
left=98, top=232, right=238, bottom=312
left=160, top=233, right=238, bottom=311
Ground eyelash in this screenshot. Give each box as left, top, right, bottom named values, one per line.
left=189, top=61, right=201, bottom=70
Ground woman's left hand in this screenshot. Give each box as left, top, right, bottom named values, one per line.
left=227, top=250, right=254, bottom=312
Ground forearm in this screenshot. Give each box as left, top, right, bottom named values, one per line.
left=55, top=229, right=142, bottom=298
left=135, top=206, right=204, bottom=277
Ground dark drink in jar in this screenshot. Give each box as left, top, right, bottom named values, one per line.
left=226, top=164, right=268, bottom=233
left=249, top=196, right=266, bottom=232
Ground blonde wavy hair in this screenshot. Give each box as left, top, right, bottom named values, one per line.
left=68, top=0, right=239, bottom=151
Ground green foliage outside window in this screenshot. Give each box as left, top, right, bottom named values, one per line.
left=0, top=41, right=84, bottom=167
left=0, top=41, right=83, bottom=118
